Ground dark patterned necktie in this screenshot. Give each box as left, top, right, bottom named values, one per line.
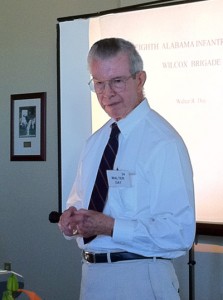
left=84, top=123, right=120, bottom=244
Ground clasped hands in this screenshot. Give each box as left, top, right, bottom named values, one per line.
left=58, top=206, right=114, bottom=238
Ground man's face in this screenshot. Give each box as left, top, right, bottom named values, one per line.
left=89, top=53, right=146, bottom=120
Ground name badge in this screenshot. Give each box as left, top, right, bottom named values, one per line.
left=107, top=170, right=131, bottom=187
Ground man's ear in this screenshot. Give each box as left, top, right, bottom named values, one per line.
left=137, top=71, right=147, bottom=90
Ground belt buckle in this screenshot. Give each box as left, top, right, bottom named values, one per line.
left=84, top=251, right=95, bottom=263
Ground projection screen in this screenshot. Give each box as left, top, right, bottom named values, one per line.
left=58, top=0, right=223, bottom=225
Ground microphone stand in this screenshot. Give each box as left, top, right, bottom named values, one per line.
left=188, top=241, right=196, bottom=300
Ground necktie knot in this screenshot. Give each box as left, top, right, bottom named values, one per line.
left=110, top=122, right=120, bottom=139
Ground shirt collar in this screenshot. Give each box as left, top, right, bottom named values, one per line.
left=114, top=98, right=150, bottom=138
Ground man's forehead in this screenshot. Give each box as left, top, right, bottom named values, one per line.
left=90, top=54, right=130, bottom=76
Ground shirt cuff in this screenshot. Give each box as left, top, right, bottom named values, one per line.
left=63, top=233, right=76, bottom=240
left=113, top=218, right=136, bottom=244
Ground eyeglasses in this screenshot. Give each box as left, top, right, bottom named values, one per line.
left=88, top=74, right=136, bottom=93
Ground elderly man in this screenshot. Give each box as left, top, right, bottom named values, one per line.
left=59, top=38, right=195, bottom=300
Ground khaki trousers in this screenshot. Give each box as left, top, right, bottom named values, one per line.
left=80, top=258, right=180, bottom=300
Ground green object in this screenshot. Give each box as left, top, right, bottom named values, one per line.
left=6, top=274, right=19, bottom=292
left=2, top=290, right=14, bottom=300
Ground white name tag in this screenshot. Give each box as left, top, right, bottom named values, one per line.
left=107, top=170, right=131, bottom=187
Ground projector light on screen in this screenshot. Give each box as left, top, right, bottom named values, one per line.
left=59, top=0, right=223, bottom=223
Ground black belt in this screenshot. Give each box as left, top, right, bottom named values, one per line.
left=82, top=251, right=170, bottom=263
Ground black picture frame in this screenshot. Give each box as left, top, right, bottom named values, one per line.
left=10, top=92, right=46, bottom=161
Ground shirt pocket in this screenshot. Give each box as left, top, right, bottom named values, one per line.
left=117, top=173, right=137, bottom=215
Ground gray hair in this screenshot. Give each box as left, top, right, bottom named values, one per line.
left=87, top=38, right=144, bottom=74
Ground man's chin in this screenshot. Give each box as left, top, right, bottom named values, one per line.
left=106, top=112, right=122, bottom=121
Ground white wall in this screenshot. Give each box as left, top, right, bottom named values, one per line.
left=0, top=1, right=222, bottom=300
left=0, top=1, right=120, bottom=299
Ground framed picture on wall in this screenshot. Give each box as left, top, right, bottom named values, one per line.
left=10, top=92, right=46, bottom=161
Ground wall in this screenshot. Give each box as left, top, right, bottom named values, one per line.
left=0, top=1, right=120, bottom=299
left=0, top=1, right=222, bottom=300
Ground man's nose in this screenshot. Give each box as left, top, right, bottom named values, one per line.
left=103, top=81, right=115, bottom=95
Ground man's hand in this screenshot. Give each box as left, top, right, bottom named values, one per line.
left=72, top=209, right=114, bottom=238
left=58, top=206, right=78, bottom=236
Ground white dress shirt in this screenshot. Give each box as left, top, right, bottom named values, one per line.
left=67, top=99, right=195, bottom=258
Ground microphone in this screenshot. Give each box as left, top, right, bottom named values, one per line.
left=49, top=211, right=62, bottom=223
